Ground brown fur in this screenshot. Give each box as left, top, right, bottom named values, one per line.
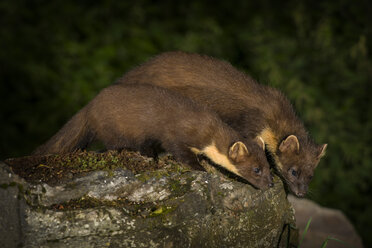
left=33, top=84, right=273, bottom=189
left=117, top=51, right=327, bottom=197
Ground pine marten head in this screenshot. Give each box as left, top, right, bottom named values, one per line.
left=228, top=139, right=274, bottom=190
left=276, top=135, right=327, bottom=197
left=199, top=137, right=273, bottom=190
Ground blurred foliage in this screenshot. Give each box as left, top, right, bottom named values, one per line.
left=0, top=0, right=371, bottom=246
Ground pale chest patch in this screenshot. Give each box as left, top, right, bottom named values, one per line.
left=190, top=142, right=241, bottom=176
left=258, top=128, right=278, bottom=153
left=258, top=128, right=283, bottom=170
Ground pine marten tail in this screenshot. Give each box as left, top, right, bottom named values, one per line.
left=32, top=107, right=95, bottom=155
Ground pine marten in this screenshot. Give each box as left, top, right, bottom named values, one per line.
left=117, top=51, right=327, bottom=197
left=33, top=84, right=273, bottom=190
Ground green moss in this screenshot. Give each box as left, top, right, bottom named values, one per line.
left=17, top=184, right=24, bottom=193
left=0, top=181, right=30, bottom=202
left=166, top=162, right=191, bottom=174
left=169, top=179, right=181, bottom=191
left=6, top=150, right=169, bottom=185
left=149, top=205, right=177, bottom=217
left=168, top=178, right=191, bottom=197
left=135, top=167, right=185, bottom=183
left=0, top=183, right=9, bottom=189
left=0, top=181, right=18, bottom=189
left=135, top=173, right=151, bottom=182
left=135, top=170, right=166, bottom=182
left=48, top=195, right=158, bottom=217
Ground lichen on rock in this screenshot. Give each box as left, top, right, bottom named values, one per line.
left=0, top=151, right=298, bottom=248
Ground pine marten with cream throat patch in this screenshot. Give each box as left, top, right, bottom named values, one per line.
left=117, top=51, right=327, bottom=197
left=33, top=84, right=273, bottom=190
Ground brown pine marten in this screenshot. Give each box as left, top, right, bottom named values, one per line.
left=117, top=51, right=327, bottom=197
left=33, top=84, right=273, bottom=190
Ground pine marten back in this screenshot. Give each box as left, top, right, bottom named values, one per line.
left=118, top=51, right=327, bottom=197
left=33, top=84, right=273, bottom=190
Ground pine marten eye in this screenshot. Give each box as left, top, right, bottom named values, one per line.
left=253, top=167, right=261, bottom=175
left=290, top=168, right=298, bottom=177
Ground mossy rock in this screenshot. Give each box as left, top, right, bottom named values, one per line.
left=0, top=151, right=298, bottom=248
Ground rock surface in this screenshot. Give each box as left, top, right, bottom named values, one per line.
left=0, top=152, right=298, bottom=248
left=288, top=195, right=364, bottom=248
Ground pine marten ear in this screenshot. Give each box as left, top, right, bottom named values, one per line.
left=279, top=135, right=300, bottom=154
left=317, top=144, right=327, bottom=159
left=255, top=136, right=265, bottom=150
left=229, top=141, right=249, bottom=163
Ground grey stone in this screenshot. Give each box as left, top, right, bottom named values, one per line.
left=288, top=195, right=364, bottom=248
left=0, top=160, right=298, bottom=248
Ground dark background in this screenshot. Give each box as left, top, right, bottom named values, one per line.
left=1, top=0, right=371, bottom=246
